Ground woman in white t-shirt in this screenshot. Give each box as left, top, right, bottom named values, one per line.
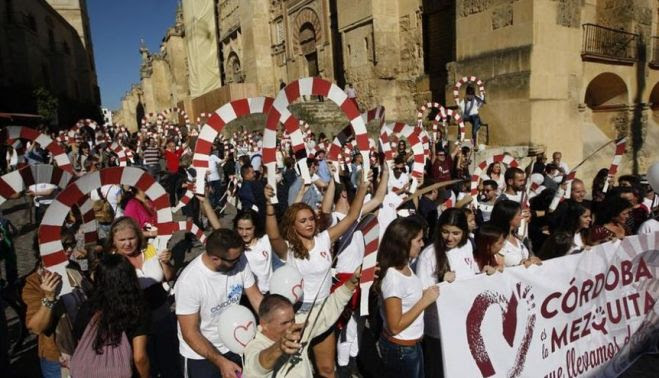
left=415, top=208, right=475, bottom=377
left=108, top=216, right=181, bottom=377
left=491, top=200, right=542, bottom=267
left=376, top=217, right=439, bottom=378
left=264, top=175, right=370, bottom=377
left=485, top=161, right=506, bottom=193
left=233, top=210, right=284, bottom=294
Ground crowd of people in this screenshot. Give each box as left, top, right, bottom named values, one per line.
left=0, top=117, right=658, bottom=378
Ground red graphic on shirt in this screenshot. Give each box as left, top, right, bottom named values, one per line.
left=320, top=251, right=329, bottom=261
left=291, top=279, right=304, bottom=303
left=262, top=250, right=268, bottom=259
left=233, top=321, right=255, bottom=347
left=465, top=282, right=536, bottom=377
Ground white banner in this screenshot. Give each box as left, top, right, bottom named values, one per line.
left=437, top=233, right=659, bottom=378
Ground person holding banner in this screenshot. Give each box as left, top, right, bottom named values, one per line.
left=589, top=196, right=632, bottom=244
left=490, top=200, right=541, bottom=267
left=473, top=223, right=506, bottom=274
left=415, top=208, right=477, bottom=377
left=375, top=217, right=439, bottom=378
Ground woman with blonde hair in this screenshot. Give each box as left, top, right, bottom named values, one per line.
left=106, top=216, right=180, bottom=377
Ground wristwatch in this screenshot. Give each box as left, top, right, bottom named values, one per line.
left=41, top=297, right=57, bottom=309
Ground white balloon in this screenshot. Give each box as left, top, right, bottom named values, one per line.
left=648, top=162, right=659, bottom=193
left=269, top=265, right=304, bottom=303
left=217, top=305, right=256, bottom=355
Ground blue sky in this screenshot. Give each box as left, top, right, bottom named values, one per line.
left=87, top=0, right=179, bottom=110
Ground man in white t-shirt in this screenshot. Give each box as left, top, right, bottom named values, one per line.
left=176, top=228, right=264, bottom=378
left=551, top=151, right=570, bottom=183
left=497, top=167, right=526, bottom=203
left=27, top=183, right=58, bottom=224
left=387, top=158, right=409, bottom=193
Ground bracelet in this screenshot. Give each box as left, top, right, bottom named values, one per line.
left=41, top=297, right=57, bottom=309
left=266, top=212, right=276, bottom=216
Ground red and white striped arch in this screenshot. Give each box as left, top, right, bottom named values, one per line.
left=190, top=96, right=274, bottom=199
left=3, top=126, right=74, bottom=173
left=381, top=122, right=425, bottom=192
left=453, top=75, right=486, bottom=104
left=264, top=77, right=370, bottom=203
left=39, top=167, right=173, bottom=294
left=470, top=154, right=520, bottom=199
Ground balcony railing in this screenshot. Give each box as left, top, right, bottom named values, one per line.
left=650, top=36, right=659, bottom=69
left=581, top=23, right=638, bottom=65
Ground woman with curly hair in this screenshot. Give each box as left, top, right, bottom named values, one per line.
left=375, top=217, right=439, bottom=378
left=71, top=254, right=150, bottom=377
left=264, top=173, right=370, bottom=378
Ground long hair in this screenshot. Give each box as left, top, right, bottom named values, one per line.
left=233, top=209, right=265, bottom=239
left=374, top=217, right=423, bottom=293
left=486, top=162, right=500, bottom=177
left=490, top=200, right=521, bottom=234
left=594, top=196, right=632, bottom=226
left=281, top=202, right=317, bottom=259
left=104, top=216, right=146, bottom=254
left=89, top=254, right=147, bottom=354
left=557, top=200, right=590, bottom=235
left=473, top=223, right=506, bottom=270
left=432, top=208, right=469, bottom=280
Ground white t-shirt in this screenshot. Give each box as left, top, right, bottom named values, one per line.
left=638, top=219, right=659, bottom=235
left=500, top=238, right=529, bottom=267
left=500, top=191, right=523, bottom=203
left=287, top=230, right=332, bottom=304
left=415, top=245, right=440, bottom=338
left=335, top=230, right=364, bottom=274
left=208, top=154, right=222, bottom=182
left=380, top=267, right=424, bottom=340
left=388, top=172, right=409, bottom=192
left=477, top=201, right=495, bottom=222
left=643, top=196, right=658, bottom=212
left=567, top=233, right=585, bottom=255
left=175, top=254, right=256, bottom=358
left=244, top=236, right=273, bottom=293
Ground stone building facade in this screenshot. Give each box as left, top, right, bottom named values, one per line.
left=116, top=0, right=658, bottom=176
left=0, top=0, right=100, bottom=126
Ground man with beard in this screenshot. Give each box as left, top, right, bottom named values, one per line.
left=497, top=167, right=526, bottom=203
left=477, top=179, right=498, bottom=223
left=176, top=229, right=263, bottom=378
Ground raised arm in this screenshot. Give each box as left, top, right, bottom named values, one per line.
left=320, top=174, right=336, bottom=215
left=197, top=194, right=221, bottom=230
left=361, top=163, right=389, bottom=214
left=264, top=185, right=288, bottom=260
left=327, top=171, right=371, bottom=242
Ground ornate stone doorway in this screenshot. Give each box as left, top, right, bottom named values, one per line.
left=300, top=22, right=319, bottom=76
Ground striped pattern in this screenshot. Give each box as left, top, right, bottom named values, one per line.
left=453, top=75, right=486, bottom=104
left=3, top=126, right=74, bottom=173
left=602, top=137, right=627, bottom=193
left=39, top=167, right=173, bottom=295
left=110, top=142, right=129, bottom=166
left=470, top=154, right=520, bottom=202
left=438, top=107, right=467, bottom=143
left=190, top=96, right=274, bottom=202
left=157, top=220, right=207, bottom=244
left=264, top=77, right=369, bottom=204
left=358, top=214, right=379, bottom=316
left=159, top=107, right=191, bottom=129
left=381, top=122, right=425, bottom=192
left=0, top=164, right=74, bottom=206
left=416, top=102, right=447, bottom=142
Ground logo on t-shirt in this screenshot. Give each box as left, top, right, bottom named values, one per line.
left=209, top=284, right=243, bottom=316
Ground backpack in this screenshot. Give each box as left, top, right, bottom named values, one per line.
left=69, top=315, right=133, bottom=378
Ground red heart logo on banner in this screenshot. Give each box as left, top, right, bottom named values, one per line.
left=233, top=321, right=255, bottom=348
left=465, top=282, right=536, bottom=378
left=291, top=279, right=304, bottom=303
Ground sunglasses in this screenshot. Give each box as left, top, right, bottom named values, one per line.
left=220, top=255, right=242, bottom=264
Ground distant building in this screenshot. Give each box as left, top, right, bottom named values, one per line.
left=0, top=0, right=100, bottom=127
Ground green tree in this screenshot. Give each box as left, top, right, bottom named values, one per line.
left=33, top=87, right=58, bottom=125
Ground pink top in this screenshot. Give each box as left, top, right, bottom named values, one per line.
left=123, top=198, right=156, bottom=229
